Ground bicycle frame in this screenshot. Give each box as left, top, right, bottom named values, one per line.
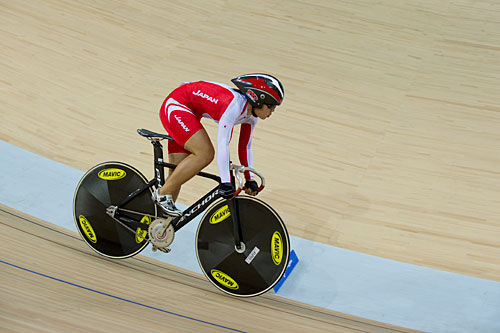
left=152, top=138, right=241, bottom=232
left=111, top=138, right=242, bottom=245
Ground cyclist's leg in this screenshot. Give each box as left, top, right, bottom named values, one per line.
left=158, top=97, right=214, bottom=199
left=166, top=152, right=188, bottom=201
left=160, top=129, right=214, bottom=197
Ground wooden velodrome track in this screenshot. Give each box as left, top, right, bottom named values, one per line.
left=1, top=0, right=499, bottom=331
left=0, top=205, right=411, bottom=332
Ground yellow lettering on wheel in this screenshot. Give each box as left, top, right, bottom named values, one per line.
left=135, top=216, right=151, bottom=243
left=135, top=228, right=147, bottom=243
left=209, top=205, right=230, bottom=224
left=79, top=215, right=97, bottom=244
left=211, top=269, right=239, bottom=289
left=140, top=215, right=151, bottom=225
left=97, top=168, right=126, bottom=180
left=271, top=231, right=283, bottom=265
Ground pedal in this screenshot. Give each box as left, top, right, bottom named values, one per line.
left=152, top=245, right=171, bottom=253
left=148, top=217, right=175, bottom=251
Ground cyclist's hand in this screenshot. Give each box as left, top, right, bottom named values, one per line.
left=219, top=182, right=235, bottom=199
left=244, top=180, right=259, bottom=196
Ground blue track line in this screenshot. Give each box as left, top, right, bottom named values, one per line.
left=1, top=259, right=246, bottom=333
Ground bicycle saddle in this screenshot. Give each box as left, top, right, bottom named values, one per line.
left=137, top=128, right=173, bottom=141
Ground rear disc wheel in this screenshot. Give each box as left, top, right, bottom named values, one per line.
left=73, top=161, right=156, bottom=258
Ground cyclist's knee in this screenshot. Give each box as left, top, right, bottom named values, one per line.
left=198, top=145, right=214, bottom=167
left=185, top=131, right=214, bottom=166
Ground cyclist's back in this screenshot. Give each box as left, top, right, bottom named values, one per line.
left=167, top=81, right=246, bottom=121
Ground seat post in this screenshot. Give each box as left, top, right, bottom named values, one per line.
left=152, top=139, right=166, bottom=187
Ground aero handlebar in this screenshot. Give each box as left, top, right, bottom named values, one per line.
left=230, top=164, right=266, bottom=197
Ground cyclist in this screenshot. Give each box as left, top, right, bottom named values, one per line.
left=154, top=73, right=284, bottom=216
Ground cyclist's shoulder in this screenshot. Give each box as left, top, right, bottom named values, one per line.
left=202, top=81, right=239, bottom=96
left=185, top=80, right=229, bottom=89
left=182, top=81, right=234, bottom=99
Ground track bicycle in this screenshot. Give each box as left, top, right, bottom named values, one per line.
left=73, top=128, right=290, bottom=297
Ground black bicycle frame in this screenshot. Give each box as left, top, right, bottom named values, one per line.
left=114, top=138, right=242, bottom=246
left=152, top=139, right=220, bottom=185
left=151, top=139, right=228, bottom=231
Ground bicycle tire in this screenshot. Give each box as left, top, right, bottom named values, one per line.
left=196, top=196, right=290, bottom=297
left=73, top=161, right=156, bottom=258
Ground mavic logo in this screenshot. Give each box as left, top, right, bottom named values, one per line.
left=193, top=90, right=218, bottom=104
left=211, top=269, right=239, bottom=289
left=209, top=205, right=230, bottom=224
left=79, top=215, right=97, bottom=244
left=271, top=231, right=283, bottom=265
left=98, top=168, right=126, bottom=180
left=174, top=115, right=190, bottom=132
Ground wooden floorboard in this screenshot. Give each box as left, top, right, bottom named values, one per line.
left=0, top=205, right=414, bottom=332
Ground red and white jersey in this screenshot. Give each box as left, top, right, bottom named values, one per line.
left=165, top=81, right=258, bottom=183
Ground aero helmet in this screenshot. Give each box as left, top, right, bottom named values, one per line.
left=231, top=73, right=284, bottom=108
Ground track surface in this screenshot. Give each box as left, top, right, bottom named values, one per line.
left=0, top=205, right=413, bottom=332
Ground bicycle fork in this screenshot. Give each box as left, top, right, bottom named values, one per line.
left=228, top=198, right=245, bottom=253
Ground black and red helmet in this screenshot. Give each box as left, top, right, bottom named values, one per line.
left=231, top=73, right=284, bottom=108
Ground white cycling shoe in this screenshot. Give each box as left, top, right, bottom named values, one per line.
left=153, top=189, right=182, bottom=217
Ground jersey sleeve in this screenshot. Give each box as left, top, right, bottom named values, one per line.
left=238, top=122, right=256, bottom=180
left=216, top=101, right=241, bottom=183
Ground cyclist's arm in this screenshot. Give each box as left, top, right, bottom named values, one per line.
left=216, top=104, right=240, bottom=183
left=238, top=121, right=256, bottom=181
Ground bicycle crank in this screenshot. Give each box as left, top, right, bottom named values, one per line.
left=148, top=217, right=175, bottom=253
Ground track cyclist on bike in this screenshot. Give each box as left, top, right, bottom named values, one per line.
left=153, top=73, right=285, bottom=216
